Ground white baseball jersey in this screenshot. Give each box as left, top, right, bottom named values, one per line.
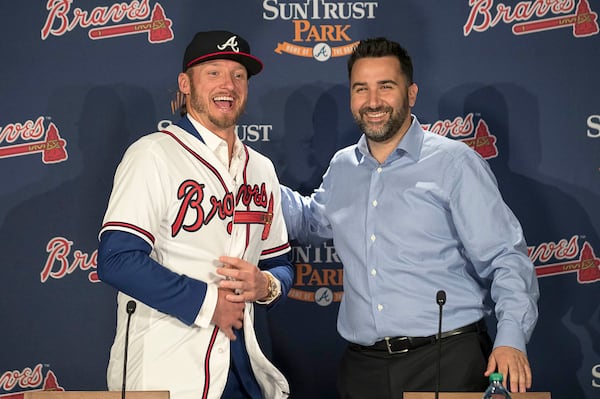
left=99, top=120, right=290, bottom=399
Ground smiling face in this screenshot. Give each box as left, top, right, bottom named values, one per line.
left=178, top=59, right=248, bottom=137
left=350, top=56, right=417, bottom=144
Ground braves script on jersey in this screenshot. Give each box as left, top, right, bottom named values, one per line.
left=99, top=121, right=290, bottom=399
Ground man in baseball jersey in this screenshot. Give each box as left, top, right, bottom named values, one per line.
left=97, top=30, right=293, bottom=399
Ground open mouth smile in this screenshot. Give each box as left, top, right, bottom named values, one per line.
left=213, top=95, right=234, bottom=109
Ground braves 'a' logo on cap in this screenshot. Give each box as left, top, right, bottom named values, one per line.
left=217, top=36, right=240, bottom=52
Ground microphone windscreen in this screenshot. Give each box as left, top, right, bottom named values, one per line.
left=126, top=300, right=137, bottom=315
left=436, top=290, right=446, bottom=305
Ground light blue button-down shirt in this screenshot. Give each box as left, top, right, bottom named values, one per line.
left=281, top=115, right=539, bottom=353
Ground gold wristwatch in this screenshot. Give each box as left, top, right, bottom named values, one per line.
left=257, top=272, right=281, bottom=303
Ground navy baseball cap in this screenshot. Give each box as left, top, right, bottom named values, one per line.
left=182, top=30, right=263, bottom=77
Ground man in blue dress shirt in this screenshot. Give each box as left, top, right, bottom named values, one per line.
left=281, top=37, right=539, bottom=398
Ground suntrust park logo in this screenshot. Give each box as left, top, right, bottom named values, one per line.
left=587, top=114, right=599, bottom=171
left=263, top=0, right=379, bottom=61
left=464, top=0, right=599, bottom=37
left=157, top=120, right=273, bottom=143
left=422, top=113, right=498, bottom=160
left=0, top=117, right=68, bottom=164
left=288, top=242, right=343, bottom=306
left=588, top=114, right=600, bottom=138
left=41, top=0, right=173, bottom=43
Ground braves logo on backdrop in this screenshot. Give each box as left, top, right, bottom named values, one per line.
left=0, top=364, right=64, bottom=398
left=421, top=113, right=499, bottom=160
left=264, top=0, right=379, bottom=62
left=0, top=116, right=68, bottom=164
left=464, top=0, right=599, bottom=37
left=41, top=0, right=174, bottom=43
left=533, top=235, right=600, bottom=283
left=41, top=237, right=98, bottom=283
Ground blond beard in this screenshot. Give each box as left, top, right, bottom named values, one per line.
left=188, top=81, right=245, bottom=129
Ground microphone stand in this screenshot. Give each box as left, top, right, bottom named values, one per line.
left=435, top=290, right=446, bottom=399
left=122, top=300, right=137, bottom=399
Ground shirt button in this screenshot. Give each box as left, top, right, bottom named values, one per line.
left=371, top=269, right=377, bottom=276
left=372, top=200, right=378, bottom=207
left=217, top=347, right=224, bottom=354
left=370, top=234, right=376, bottom=242
left=377, top=167, right=382, bottom=173
left=377, top=304, right=384, bottom=311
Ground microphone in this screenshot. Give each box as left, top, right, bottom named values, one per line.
left=435, top=290, right=446, bottom=399
left=122, top=300, right=137, bottom=399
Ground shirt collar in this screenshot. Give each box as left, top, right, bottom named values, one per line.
left=186, top=114, right=245, bottom=168
left=399, top=115, right=424, bottom=162
left=355, top=114, right=424, bottom=164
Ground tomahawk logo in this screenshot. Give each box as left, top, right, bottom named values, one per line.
left=0, top=117, right=68, bottom=164
left=464, top=0, right=599, bottom=38
left=41, top=0, right=174, bottom=43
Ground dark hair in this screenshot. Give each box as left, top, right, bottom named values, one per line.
left=347, top=37, right=413, bottom=84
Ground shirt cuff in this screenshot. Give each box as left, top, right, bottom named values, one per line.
left=193, top=284, right=218, bottom=328
left=494, top=321, right=527, bottom=354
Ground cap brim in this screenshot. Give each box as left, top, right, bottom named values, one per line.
left=185, top=51, right=263, bottom=76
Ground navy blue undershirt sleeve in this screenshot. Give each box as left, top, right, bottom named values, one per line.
left=97, top=230, right=207, bottom=325
left=98, top=230, right=294, bottom=319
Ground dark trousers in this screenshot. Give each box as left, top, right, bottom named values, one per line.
left=337, top=329, right=493, bottom=399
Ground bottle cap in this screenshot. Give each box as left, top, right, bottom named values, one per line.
left=489, top=373, right=504, bottom=382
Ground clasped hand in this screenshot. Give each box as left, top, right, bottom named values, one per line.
left=210, top=256, right=269, bottom=340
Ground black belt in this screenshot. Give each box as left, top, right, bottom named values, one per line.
left=354, top=319, right=487, bottom=355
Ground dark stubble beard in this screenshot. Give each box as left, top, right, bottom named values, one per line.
left=354, top=97, right=410, bottom=143
left=188, top=80, right=246, bottom=129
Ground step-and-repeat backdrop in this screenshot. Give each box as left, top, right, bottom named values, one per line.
left=1, top=1, right=599, bottom=398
